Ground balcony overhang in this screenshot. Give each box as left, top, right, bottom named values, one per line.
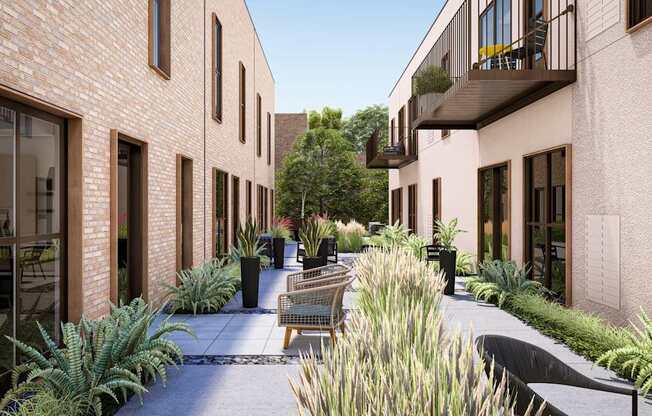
left=366, top=153, right=418, bottom=169
left=414, top=69, right=576, bottom=130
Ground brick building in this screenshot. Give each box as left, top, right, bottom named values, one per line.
left=274, top=113, right=308, bottom=172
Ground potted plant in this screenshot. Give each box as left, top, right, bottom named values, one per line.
left=311, top=214, right=336, bottom=267
left=434, top=218, right=466, bottom=296
left=270, top=216, right=291, bottom=269
left=413, top=65, right=453, bottom=116
left=237, top=218, right=263, bottom=308
left=300, top=220, right=327, bottom=271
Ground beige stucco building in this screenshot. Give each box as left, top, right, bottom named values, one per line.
left=0, top=0, right=275, bottom=386
left=379, top=0, right=651, bottom=325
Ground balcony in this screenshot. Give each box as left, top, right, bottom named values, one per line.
left=365, top=129, right=417, bottom=169
left=412, top=0, right=576, bottom=130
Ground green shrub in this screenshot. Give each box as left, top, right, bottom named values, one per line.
left=0, top=390, right=85, bottom=416
left=455, top=251, right=475, bottom=275
left=1, top=299, right=191, bottom=415
left=434, top=218, right=465, bottom=251
left=404, top=234, right=430, bottom=260
left=291, top=249, right=542, bottom=415
left=466, top=260, right=541, bottom=307
left=413, top=65, right=453, bottom=96
left=335, top=220, right=366, bottom=253
left=597, top=309, right=652, bottom=394
left=165, top=258, right=240, bottom=315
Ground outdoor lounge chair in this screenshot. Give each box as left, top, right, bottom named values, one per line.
left=277, top=276, right=354, bottom=349
left=476, top=335, right=638, bottom=416
left=286, top=263, right=351, bottom=292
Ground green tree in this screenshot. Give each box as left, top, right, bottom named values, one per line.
left=342, top=104, right=389, bottom=153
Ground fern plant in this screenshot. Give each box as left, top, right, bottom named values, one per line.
left=466, top=260, right=541, bottom=307
left=165, top=258, right=240, bottom=314
left=597, top=308, right=652, bottom=395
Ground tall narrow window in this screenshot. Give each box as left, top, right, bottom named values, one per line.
left=148, top=0, right=171, bottom=78
left=263, top=187, right=269, bottom=231
left=525, top=148, right=569, bottom=302
left=239, top=62, right=246, bottom=143
left=246, top=180, right=252, bottom=218
left=256, top=94, right=262, bottom=157
left=267, top=112, right=272, bottom=165
left=432, top=178, right=441, bottom=242
left=628, top=0, right=652, bottom=30
left=270, top=189, right=275, bottom=218
left=407, top=98, right=417, bottom=156
left=176, top=156, right=193, bottom=273
left=256, top=185, right=264, bottom=227
left=212, top=14, right=223, bottom=122
left=398, top=107, right=405, bottom=143
left=390, top=118, right=395, bottom=145
left=408, top=184, right=417, bottom=234
left=478, top=163, right=510, bottom=263
left=391, top=188, right=403, bottom=225
left=214, top=169, right=229, bottom=256
left=232, top=176, right=240, bottom=247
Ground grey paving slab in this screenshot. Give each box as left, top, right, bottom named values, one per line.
left=118, top=365, right=300, bottom=416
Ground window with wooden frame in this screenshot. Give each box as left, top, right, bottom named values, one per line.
left=211, top=14, right=223, bottom=122
left=270, top=189, right=275, bottom=218
left=391, top=187, right=403, bottom=225
left=232, top=176, right=240, bottom=248
left=256, top=185, right=264, bottom=227
left=213, top=169, right=229, bottom=256
left=263, top=187, right=269, bottom=231
left=176, top=155, right=193, bottom=273
left=256, top=94, right=262, bottom=157
left=398, top=106, right=405, bottom=142
left=628, top=0, right=652, bottom=31
left=390, top=118, right=395, bottom=145
left=266, top=112, right=272, bottom=165
left=408, top=184, right=417, bottom=234
left=148, top=0, right=171, bottom=79
left=478, top=162, right=510, bottom=263
left=407, top=97, right=417, bottom=156
left=239, top=62, right=246, bottom=143
left=246, top=180, right=252, bottom=218
left=432, top=178, right=441, bottom=242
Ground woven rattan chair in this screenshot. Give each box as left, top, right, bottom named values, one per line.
left=278, top=276, right=354, bottom=349
left=286, top=263, right=351, bottom=292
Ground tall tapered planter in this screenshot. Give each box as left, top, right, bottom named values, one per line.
left=273, top=237, right=285, bottom=269
left=303, top=257, right=322, bottom=271
left=241, top=257, right=260, bottom=308
left=318, top=238, right=329, bottom=266
left=440, top=249, right=457, bottom=296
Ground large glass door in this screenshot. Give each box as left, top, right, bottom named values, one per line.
left=478, top=163, right=510, bottom=262
left=525, top=148, right=567, bottom=302
left=0, top=98, right=66, bottom=389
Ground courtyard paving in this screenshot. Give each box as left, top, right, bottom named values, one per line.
left=119, top=246, right=651, bottom=416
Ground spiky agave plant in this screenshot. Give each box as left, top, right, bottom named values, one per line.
left=165, top=258, right=240, bottom=314
left=237, top=218, right=261, bottom=258
left=291, top=249, right=544, bottom=416
left=597, top=308, right=652, bottom=395
left=466, top=260, right=541, bottom=307
left=299, top=219, right=327, bottom=258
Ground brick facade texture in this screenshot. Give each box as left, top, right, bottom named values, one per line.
left=274, top=113, right=308, bottom=173
left=0, top=0, right=275, bottom=319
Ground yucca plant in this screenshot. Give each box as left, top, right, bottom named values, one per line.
left=466, top=260, right=541, bottom=307
left=597, top=308, right=652, bottom=395
left=237, top=218, right=261, bottom=258
left=165, top=258, right=239, bottom=314
left=291, top=249, right=543, bottom=415
left=299, top=219, right=327, bottom=258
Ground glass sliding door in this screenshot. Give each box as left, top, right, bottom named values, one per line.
left=478, top=163, right=509, bottom=262
left=214, top=169, right=228, bottom=257
left=525, top=148, right=568, bottom=302
left=0, top=99, right=66, bottom=390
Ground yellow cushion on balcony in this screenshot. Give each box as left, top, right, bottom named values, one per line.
left=479, top=44, right=512, bottom=58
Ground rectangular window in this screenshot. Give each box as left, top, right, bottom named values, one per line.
left=408, top=184, right=417, bottom=234
left=256, top=94, right=262, bottom=157
left=479, top=0, right=511, bottom=69
left=628, top=0, right=652, bottom=30
left=176, top=156, right=193, bottom=273
left=270, top=189, right=275, bottom=218
left=391, top=187, right=403, bottom=225
left=263, top=187, right=269, bottom=231
left=398, top=107, right=405, bottom=142
left=478, top=163, right=510, bottom=263
left=390, top=118, right=395, bottom=145
left=267, top=112, right=272, bottom=165
left=525, top=147, right=570, bottom=303
left=232, top=176, right=240, bottom=248
left=214, top=169, right=229, bottom=256
left=432, top=178, right=441, bottom=242
left=246, top=180, right=252, bottom=218
left=239, top=62, right=246, bottom=143
left=212, top=14, right=223, bottom=122
left=407, top=98, right=417, bottom=156
left=148, top=0, right=171, bottom=78
left=257, top=185, right=264, bottom=227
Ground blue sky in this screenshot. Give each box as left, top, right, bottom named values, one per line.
left=246, top=1, right=445, bottom=116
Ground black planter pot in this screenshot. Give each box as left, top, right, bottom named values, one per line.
left=240, top=257, right=260, bottom=308
left=440, top=249, right=457, bottom=296
left=318, top=238, right=329, bottom=266
left=273, top=238, right=285, bottom=269
left=304, top=256, right=322, bottom=271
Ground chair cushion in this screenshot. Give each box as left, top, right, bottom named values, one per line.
left=280, top=304, right=333, bottom=326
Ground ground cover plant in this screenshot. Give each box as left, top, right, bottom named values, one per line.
left=465, top=260, right=542, bottom=307
left=291, top=248, right=543, bottom=415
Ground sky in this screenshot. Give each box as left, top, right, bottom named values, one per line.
left=246, top=0, right=445, bottom=116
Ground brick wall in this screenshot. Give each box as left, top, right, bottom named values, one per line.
left=274, top=113, right=308, bottom=173
left=0, top=0, right=275, bottom=319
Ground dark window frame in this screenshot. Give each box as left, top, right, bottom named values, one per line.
left=246, top=180, right=252, bottom=218
left=391, top=187, right=403, bottom=225
left=213, top=169, right=229, bottom=256
left=256, top=94, right=262, bottom=157
left=212, top=14, right=223, bottom=122
left=627, top=0, right=652, bottom=31
left=148, top=0, right=171, bottom=79
left=408, top=184, right=417, bottom=234
left=266, top=112, right=272, bottom=165
left=232, top=176, right=240, bottom=248
left=239, top=62, right=246, bottom=143
left=477, top=162, right=511, bottom=263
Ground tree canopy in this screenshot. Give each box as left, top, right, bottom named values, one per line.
left=342, top=104, right=389, bottom=153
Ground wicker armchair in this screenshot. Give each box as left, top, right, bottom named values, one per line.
left=286, top=264, right=351, bottom=292
left=278, top=276, right=354, bottom=349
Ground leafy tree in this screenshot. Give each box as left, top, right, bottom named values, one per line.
left=342, top=104, right=389, bottom=153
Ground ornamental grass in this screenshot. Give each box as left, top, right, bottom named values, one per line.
left=291, top=248, right=543, bottom=416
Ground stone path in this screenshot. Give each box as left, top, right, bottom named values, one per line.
left=120, top=250, right=651, bottom=415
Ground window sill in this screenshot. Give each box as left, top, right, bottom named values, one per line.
left=627, top=15, right=652, bottom=34
left=149, top=64, right=171, bottom=80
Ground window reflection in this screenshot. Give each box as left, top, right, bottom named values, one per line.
left=0, top=245, right=14, bottom=388
left=0, top=107, right=15, bottom=238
